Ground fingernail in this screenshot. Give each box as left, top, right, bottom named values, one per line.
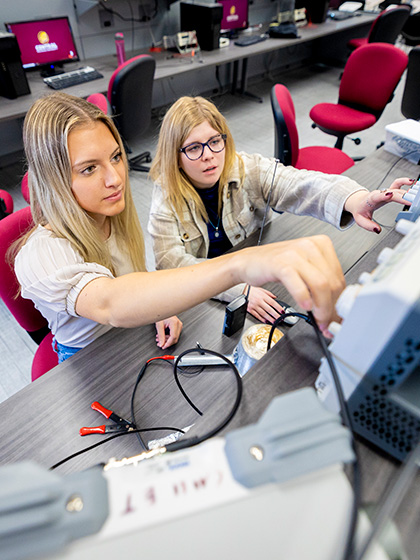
left=374, top=227, right=380, bottom=234
left=385, top=192, right=393, bottom=197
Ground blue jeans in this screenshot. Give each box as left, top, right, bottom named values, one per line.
left=53, top=338, right=82, bottom=363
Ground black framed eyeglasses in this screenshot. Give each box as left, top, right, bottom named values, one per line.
left=179, top=134, right=227, bottom=161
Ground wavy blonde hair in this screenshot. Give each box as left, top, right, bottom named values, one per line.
left=21, top=91, right=145, bottom=274
left=150, top=96, right=244, bottom=222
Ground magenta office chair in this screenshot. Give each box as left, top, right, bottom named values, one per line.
left=0, top=189, right=14, bottom=217
left=0, top=206, right=58, bottom=381
left=310, top=43, right=408, bottom=151
left=348, top=5, right=411, bottom=51
left=271, top=84, right=354, bottom=173
left=87, top=54, right=156, bottom=172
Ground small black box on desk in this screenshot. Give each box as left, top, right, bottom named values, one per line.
left=180, top=2, right=223, bottom=50
left=0, top=32, right=30, bottom=99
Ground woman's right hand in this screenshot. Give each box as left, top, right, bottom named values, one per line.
left=234, top=235, right=345, bottom=336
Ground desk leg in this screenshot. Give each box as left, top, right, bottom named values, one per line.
left=231, top=58, right=263, bottom=103
left=232, top=60, right=239, bottom=95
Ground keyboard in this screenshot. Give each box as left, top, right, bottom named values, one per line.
left=43, top=66, right=104, bottom=90
left=234, top=34, right=268, bottom=47
left=328, top=10, right=355, bottom=20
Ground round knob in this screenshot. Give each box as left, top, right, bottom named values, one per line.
left=377, top=247, right=394, bottom=265
left=336, top=284, right=360, bottom=320
left=358, top=271, right=371, bottom=285
left=396, top=219, right=415, bottom=236
left=328, top=321, right=342, bottom=337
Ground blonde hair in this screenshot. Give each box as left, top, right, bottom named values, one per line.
left=150, top=96, right=244, bottom=222
left=22, top=91, right=145, bottom=274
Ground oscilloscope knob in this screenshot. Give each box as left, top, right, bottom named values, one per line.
left=395, top=218, right=415, bottom=236
left=335, top=284, right=360, bottom=320
left=376, top=247, right=394, bottom=265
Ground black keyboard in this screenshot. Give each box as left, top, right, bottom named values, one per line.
left=234, top=34, right=268, bottom=47
left=328, top=10, right=356, bottom=20
left=43, top=66, right=104, bottom=90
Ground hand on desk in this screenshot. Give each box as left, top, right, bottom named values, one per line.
left=155, top=316, right=183, bottom=349
left=245, top=286, right=285, bottom=324
left=345, top=177, right=414, bottom=234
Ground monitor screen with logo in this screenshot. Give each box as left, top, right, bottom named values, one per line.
left=218, top=0, right=249, bottom=32
left=5, top=16, right=79, bottom=75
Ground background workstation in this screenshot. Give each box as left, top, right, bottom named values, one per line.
left=1, top=1, right=419, bottom=556
left=0, top=0, right=375, bottom=161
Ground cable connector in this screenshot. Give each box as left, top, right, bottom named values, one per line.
left=174, top=353, right=230, bottom=367
left=146, top=355, right=175, bottom=363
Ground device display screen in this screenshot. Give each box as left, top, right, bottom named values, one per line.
left=5, top=17, right=79, bottom=70
left=218, top=0, right=249, bottom=32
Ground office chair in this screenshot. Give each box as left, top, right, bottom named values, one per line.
left=87, top=54, right=156, bottom=172
left=270, top=84, right=354, bottom=173
left=21, top=172, right=30, bottom=204
left=401, top=12, right=420, bottom=46
left=310, top=43, right=408, bottom=151
left=401, top=46, right=420, bottom=121
left=347, top=5, right=411, bottom=51
left=0, top=206, right=58, bottom=381
left=0, top=189, right=14, bottom=217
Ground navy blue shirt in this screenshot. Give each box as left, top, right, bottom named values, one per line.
left=196, top=183, right=233, bottom=258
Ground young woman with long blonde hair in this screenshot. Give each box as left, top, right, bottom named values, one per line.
left=149, top=95, right=411, bottom=324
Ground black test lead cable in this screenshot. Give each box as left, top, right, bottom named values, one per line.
left=167, top=348, right=243, bottom=452
left=307, top=311, right=361, bottom=560
left=130, top=348, right=243, bottom=452
left=49, top=425, right=185, bottom=471
left=130, top=355, right=175, bottom=450
left=266, top=311, right=361, bottom=560
left=355, top=439, right=420, bottom=560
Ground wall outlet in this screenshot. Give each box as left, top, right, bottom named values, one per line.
left=99, top=9, right=114, bottom=28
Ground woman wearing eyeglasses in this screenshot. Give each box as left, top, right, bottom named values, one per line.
left=148, top=95, right=411, bottom=324
left=16, top=91, right=365, bottom=362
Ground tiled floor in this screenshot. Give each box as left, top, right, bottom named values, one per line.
left=0, top=57, right=409, bottom=402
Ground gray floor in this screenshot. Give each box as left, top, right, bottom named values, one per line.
left=0, top=56, right=410, bottom=403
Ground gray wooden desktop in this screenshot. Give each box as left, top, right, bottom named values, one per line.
left=0, top=14, right=374, bottom=123
left=1, top=157, right=419, bottom=550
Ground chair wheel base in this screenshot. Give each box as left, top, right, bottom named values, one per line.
left=129, top=151, right=152, bottom=173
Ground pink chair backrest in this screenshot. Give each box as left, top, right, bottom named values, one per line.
left=339, top=43, right=408, bottom=113
left=86, top=92, right=109, bottom=114
left=0, top=189, right=14, bottom=214
left=0, top=206, right=48, bottom=333
left=21, top=172, right=30, bottom=204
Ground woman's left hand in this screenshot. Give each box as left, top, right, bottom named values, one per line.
left=155, top=316, right=183, bottom=349
left=344, top=177, right=414, bottom=233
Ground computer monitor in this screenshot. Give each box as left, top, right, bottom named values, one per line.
left=4, top=16, right=80, bottom=76
left=218, top=0, right=249, bottom=33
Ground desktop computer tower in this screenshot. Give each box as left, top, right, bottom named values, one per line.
left=0, top=32, right=30, bottom=99
left=180, top=2, right=223, bottom=50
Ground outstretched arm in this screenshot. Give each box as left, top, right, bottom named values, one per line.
left=344, top=177, right=414, bottom=233
left=76, top=234, right=345, bottom=336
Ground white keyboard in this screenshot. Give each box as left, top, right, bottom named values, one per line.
left=43, top=66, right=103, bottom=90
